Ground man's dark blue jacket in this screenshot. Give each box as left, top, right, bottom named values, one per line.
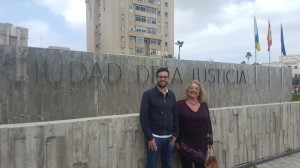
left=139, top=86, right=179, bottom=141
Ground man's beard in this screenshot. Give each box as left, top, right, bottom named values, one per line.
left=157, top=82, right=167, bottom=88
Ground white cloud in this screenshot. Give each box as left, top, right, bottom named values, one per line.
left=174, top=0, right=300, bottom=64
left=7, top=0, right=298, bottom=63
left=33, top=0, right=86, bottom=33
left=23, top=0, right=298, bottom=63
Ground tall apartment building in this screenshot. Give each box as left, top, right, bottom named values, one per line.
left=86, top=0, right=174, bottom=57
left=0, top=23, right=28, bottom=47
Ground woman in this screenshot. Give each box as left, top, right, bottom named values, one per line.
left=176, top=80, right=213, bottom=168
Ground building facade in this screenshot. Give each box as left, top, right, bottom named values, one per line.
left=0, top=23, right=28, bottom=47
left=48, top=46, right=71, bottom=50
left=280, top=55, right=300, bottom=78
left=85, top=0, right=174, bottom=57
left=262, top=55, right=300, bottom=78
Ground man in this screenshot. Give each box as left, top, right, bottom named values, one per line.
left=140, top=67, right=179, bottom=168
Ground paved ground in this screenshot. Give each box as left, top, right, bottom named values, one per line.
left=257, top=152, right=300, bottom=168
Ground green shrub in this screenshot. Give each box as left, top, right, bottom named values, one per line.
left=249, top=162, right=257, bottom=168
left=287, top=147, right=294, bottom=155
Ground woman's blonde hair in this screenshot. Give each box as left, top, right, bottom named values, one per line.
left=182, top=80, right=206, bottom=103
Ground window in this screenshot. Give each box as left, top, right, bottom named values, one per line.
left=121, top=14, right=125, bottom=20
left=121, top=26, right=125, bottom=30
left=135, top=5, right=146, bottom=11
left=165, top=2, right=168, bottom=7
left=165, top=12, right=168, bottom=17
left=148, top=0, right=155, bottom=3
left=150, top=39, right=161, bottom=45
left=146, top=7, right=157, bottom=14
left=130, top=48, right=134, bottom=54
left=295, top=66, right=298, bottom=69
left=147, top=17, right=156, bottom=24
left=149, top=49, right=157, bottom=55
left=136, top=37, right=144, bottom=43
left=136, top=26, right=146, bottom=32
left=165, top=42, right=168, bottom=46
left=121, top=47, right=125, bottom=53
left=136, top=47, right=144, bottom=53
left=120, top=2, right=124, bottom=8
left=135, top=5, right=157, bottom=14
left=147, top=28, right=156, bottom=34
left=130, top=36, right=136, bottom=42
left=121, top=36, right=125, bottom=42
left=135, top=15, right=146, bottom=22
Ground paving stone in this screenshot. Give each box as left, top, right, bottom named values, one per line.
left=257, top=152, right=300, bottom=168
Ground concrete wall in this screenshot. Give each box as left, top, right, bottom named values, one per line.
left=1, top=102, right=299, bottom=168
left=0, top=46, right=292, bottom=124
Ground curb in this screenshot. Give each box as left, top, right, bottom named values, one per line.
left=235, top=147, right=300, bottom=168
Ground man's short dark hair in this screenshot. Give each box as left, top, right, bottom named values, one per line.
left=156, top=67, right=169, bottom=77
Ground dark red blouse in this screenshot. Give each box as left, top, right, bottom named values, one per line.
left=176, top=100, right=213, bottom=163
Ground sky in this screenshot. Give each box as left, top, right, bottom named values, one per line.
left=0, top=0, right=300, bottom=64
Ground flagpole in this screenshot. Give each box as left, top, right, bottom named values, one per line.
left=268, top=51, right=271, bottom=90
left=255, top=49, right=257, bottom=86
left=254, top=17, right=257, bottom=64
left=280, top=52, right=283, bottom=89
left=254, top=16, right=257, bottom=86
left=280, top=46, right=283, bottom=88
left=268, top=48, right=271, bottom=65
left=267, top=20, right=272, bottom=90
left=280, top=53, right=283, bottom=89
left=268, top=20, right=271, bottom=65
left=280, top=23, right=286, bottom=89
left=280, top=37, right=282, bottom=88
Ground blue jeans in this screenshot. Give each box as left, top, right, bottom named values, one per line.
left=146, top=136, right=174, bottom=168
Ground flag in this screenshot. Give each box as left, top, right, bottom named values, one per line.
left=281, top=24, right=286, bottom=56
left=267, top=20, right=272, bottom=51
left=254, top=17, right=260, bottom=51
